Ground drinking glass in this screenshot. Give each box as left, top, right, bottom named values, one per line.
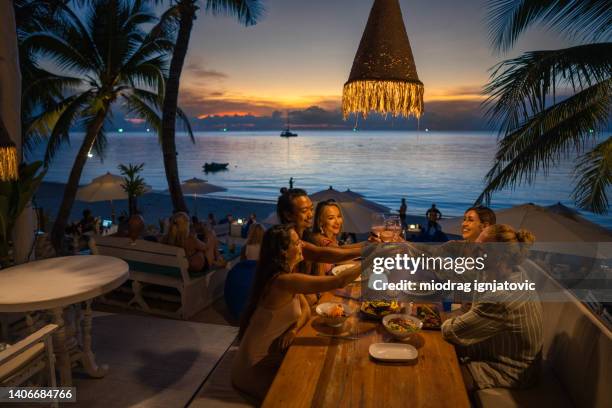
left=385, top=215, right=402, bottom=241
left=371, top=213, right=386, bottom=238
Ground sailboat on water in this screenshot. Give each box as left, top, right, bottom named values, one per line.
left=280, top=111, right=297, bottom=137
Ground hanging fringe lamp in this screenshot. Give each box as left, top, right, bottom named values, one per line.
left=0, top=115, right=18, bottom=181
left=342, top=0, right=424, bottom=120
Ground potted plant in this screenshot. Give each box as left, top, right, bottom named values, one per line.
left=118, top=163, right=147, bottom=217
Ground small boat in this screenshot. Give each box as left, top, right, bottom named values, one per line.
left=280, top=128, right=298, bottom=137
left=280, top=111, right=298, bottom=137
left=203, top=162, right=229, bottom=172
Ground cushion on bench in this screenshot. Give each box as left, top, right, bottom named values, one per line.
left=477, top=261, right=612, bottom=407
left=475, top=373, right=572, bottom=408
left=126, top=260, right=209, bottom=279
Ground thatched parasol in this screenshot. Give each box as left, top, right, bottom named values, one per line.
left=342, top=0, right=424, bottom=119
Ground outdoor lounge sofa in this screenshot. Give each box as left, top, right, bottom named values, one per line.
left=89, top=236, right=237, bottom=319
left=475, top=260, right=611, bottom=408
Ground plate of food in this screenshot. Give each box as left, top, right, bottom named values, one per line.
left=331, top=263, right=362, bottom=282
left=416, top=305, right=442, bottom=330
left=315, top=302, right=354, bottom=327
left=360, top=300, right=402, bottom=319
left=369, top=343, right=418, bottom=363
left=382, top=314, right=423, bottom=339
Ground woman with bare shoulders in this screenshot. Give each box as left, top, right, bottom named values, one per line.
left=241, top=223, right=265, bottom=261
left=163, top=212, right=210, bottom=273
left=231, top=224, right=360, bottom=402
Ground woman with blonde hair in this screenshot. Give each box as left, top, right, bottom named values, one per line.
left=442, top=224, right=543, bottom=392
left=241, top=223, right=265, bottom=261
left=163, top=212, right=211, bottom=273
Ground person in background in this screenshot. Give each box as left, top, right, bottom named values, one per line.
left=112, top=214, right=129, bottom=235
left=426, top=203, right=442, bottom=228
left=242, top=213, right=257, bottom=238
left=461, top=206, right=496, bottom=242
left=163, top=212, right=211, bottom=273
left=399, top=198, right=407, bottom=229
left=199, top=222, right=226, bottom=268
left=207, top=213, right=216, bottom=227
left=232, top=224, right=361, bottom=402
left=78, top=209, right=96, bottom=234
left=442, top=224, right=542, bottom=392
left=191, top=215, right=206, bottom=239
left=241, top=223, right=265, bottom=261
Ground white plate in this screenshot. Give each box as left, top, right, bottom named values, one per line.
left=331, top=263, right=362, bottom=282
left=368, top=343, right=418, bottom=362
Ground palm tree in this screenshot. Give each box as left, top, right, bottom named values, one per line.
left=20, top=0, right=176, bottom=251
left=118, top=163, right=147, bottom=216
left=479, top=0, right=611, bottom=214
left=158, top=0, right=263, bottom=214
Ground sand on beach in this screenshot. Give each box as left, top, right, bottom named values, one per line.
left=35, top=182, right=277, bottom=228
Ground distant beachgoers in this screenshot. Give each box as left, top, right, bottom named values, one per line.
left=31, top=130, right=611, bottom=229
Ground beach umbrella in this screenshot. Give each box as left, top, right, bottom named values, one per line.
left=77, top=172, right=128, bottom=202
left=76, top=172, right=151, bottom=221
left=178, top=177, right=227, bottom=216
left=342, top=0, right=424, bottom=120
left=345, top=189, right=391, bottom=213
left=311, top=186, right=391, bottom=213
left=438, top=203, right=612, bottom=258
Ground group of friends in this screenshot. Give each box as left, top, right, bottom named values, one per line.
left=231, top=188, right=544, bottom=403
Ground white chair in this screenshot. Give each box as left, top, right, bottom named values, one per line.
left=0, top=324, right=58, bottom=391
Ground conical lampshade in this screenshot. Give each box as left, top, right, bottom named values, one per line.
left=342, top=0, right=424, bottom=119
left=0, top=115, right=18, bottom=181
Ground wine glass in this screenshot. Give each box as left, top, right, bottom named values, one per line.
left=385, top=215, right=402, bottom=242
left=371, top=213, right=386, bottom=238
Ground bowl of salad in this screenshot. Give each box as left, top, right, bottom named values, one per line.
left=382, top=314, right=423, bottom=339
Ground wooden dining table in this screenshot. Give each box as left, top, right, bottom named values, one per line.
left=262, top=285, right=471, bottom=408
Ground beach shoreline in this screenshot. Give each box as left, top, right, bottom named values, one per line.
left=35, top=182, right=277, bottom=227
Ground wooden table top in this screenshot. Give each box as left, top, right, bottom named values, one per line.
left=262, top=286, right=470, bottom=408
left=0, top=255, right=128, bottom=312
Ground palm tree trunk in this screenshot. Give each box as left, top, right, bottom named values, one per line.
left=160, top=0, right=197, bottom=214
left=51, top=108, right=108, bottom=252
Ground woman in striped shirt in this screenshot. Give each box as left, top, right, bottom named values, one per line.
left=442, top=224, right=543, bottom=391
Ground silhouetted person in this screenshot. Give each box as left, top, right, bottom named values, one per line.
left=426, top=203, right=442, bottom=230
left=399, top=198, right=407, bottom=228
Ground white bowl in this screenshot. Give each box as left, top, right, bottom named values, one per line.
left=382, top=314, right=423, bottom=339
left=316, top=302, right=354, bottom=327
left=331, top=263, right=361, bottom=282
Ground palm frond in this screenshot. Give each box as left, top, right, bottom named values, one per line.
left=121, top=94, right=162, bottom=135
left=488, top=0, right=612, bottom=53
left=177, top=107, right=195, bottom=143
left=21, top=32, right=97, bottom=74
left=572, top=137, right=612, bottom=214
left=22, top=70, right=84, bottom=111
left=484, top=43, right=612, bottom=133
left=203, top=0, right=265, bottom=26
left=476, top=79, right=611, bottom=205
left=122, top=58, right=169, bottom=92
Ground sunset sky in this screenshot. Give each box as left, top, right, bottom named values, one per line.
left=176, top=0, right=574, bottom=119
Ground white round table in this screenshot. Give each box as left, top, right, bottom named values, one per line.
left=0, top=255, right=129, bottom=385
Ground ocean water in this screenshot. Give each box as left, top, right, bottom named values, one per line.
left=31, top=130, right=611, bottom=228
